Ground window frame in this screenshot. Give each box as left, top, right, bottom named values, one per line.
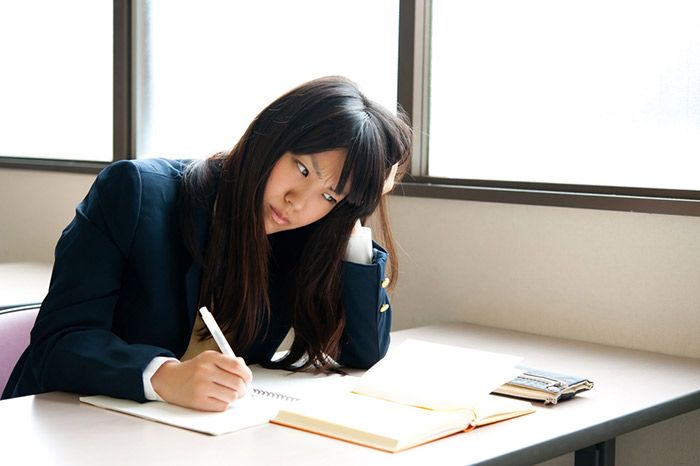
left=0, top=0, right=130, bottom=175
left=1, top=0, right=698, bottom=217
left=398, top=0, right=700, bottom=217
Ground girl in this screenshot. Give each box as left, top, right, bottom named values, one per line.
left=2, top=76, right=412, bottom=412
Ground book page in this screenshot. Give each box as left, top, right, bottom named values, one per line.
left=274, top=392, right=474, bottom=452
left=352, top=339, right=522, bottom=411
left=472, top=394, right=534, bottom=426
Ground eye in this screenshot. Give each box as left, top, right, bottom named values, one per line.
left=296, top=161, right=309, bottom=177
left=323, top=192, right=337, bottom=204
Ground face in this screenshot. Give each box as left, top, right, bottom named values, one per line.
left=263, top=149, right=349, bottom=234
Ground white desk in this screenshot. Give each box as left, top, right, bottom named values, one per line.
left=0, top=261, right=52, bottom=309
left=1, top=323, right=699, bottom=466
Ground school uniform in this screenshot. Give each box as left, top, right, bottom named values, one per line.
left=2, top=158, right=392, bottom=402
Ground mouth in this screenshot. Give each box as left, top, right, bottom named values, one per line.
left=269, top=205, right=290, bottom=227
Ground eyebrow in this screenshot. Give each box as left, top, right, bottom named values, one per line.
left=308, top=155, right=344, bottom=196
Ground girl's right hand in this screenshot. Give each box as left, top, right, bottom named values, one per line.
left=150, top=350, right=253, bottom=412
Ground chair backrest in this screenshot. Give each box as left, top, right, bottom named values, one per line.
left=0, top=304, right=40, bottom=393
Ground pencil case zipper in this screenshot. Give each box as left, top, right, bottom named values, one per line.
left=512, top=374, right=568, bottom=392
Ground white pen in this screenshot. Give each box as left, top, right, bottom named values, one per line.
left=198, top=306, right=254, bottom=399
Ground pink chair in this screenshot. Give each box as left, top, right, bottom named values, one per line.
left=0, top=305, right=40, bottom=393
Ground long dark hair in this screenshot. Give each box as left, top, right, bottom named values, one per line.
left=179, top=76, right=412, bottom=372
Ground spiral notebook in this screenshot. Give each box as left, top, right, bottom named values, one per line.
left=79, top=367, right=358, bottom=435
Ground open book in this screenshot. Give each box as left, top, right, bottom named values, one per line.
left=271, top=339, right=534, bottom=453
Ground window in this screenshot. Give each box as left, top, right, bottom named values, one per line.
left=135, top=0, right=400, bottom=159
left=0, top=1, right=112, bottom=162
left=425, top=0, right=700, bottom=193
left=2, top=0, right=699, bottom=216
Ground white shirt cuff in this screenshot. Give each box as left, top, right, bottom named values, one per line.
left=343, top=226, right=373, bottom=264
left=143, top=356, right=179, bottom=401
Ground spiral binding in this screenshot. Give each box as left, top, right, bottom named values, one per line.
left=253, top=388, right=300, bottom=402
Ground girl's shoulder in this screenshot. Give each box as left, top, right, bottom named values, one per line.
left=90, top=158, right=197, bottom=219
left=99, top=158, right=195, bottom=180
left=93, top=158, right=198, bottom=202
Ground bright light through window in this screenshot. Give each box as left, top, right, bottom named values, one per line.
left=429, top=0, right=700, bottom=190
left=136, top=0, right=400, bottom=159
left=0, top=1, right=112, bottom=161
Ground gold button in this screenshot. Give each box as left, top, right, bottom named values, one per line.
left=379, top=304, right=389, bottom=313
left=381, top=277, right=390, bottom=288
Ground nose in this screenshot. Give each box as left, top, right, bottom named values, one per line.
left=285, top=189, right=308, bottom=211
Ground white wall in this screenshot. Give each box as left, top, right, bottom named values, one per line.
left=1, top=167, right=698, bottom=465
left=389, top=196, right=700, bottom=359
left=0, top=169, right=94, bottom=262
left=387, top=195, right=700, bottom=466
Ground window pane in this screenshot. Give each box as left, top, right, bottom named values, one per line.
left=429, top=0, right=700, bottom=190
left=136, top=0, right=400, bottom=159
left=0, top=1, right=112, bottom=161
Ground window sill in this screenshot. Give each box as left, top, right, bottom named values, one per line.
left=0, top=157, right=107, bottom=175
left=396, top=178, right=700, bottom=217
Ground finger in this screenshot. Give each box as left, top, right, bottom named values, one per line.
left=207, top=380, right=241, bottom=404
left=209, top=367, right=249, bottom=395
left=183, top=377, right=238, bottom=412
left=209, top=353, right=253, bottom=384
left=199, top=392, right=236, bottom=412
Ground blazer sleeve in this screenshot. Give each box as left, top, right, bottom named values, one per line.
left=337, top=243, right=392, bottom=368
left=11, top=161, right=176, bottom=402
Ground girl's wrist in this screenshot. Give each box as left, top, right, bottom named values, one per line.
left=344, top=223, right=373, bottom=264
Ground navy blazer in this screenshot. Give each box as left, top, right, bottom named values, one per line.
left=3, top=159, right=392, bottom=402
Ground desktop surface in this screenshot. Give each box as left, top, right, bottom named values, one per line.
left=1, top=323, right=699, bottom=466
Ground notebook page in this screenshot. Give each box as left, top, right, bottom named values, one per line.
left=79, top=393, right=281, bottom=435
left=79, top=366, right=359, bottom=435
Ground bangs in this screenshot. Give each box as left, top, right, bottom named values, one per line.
left=291, top=113, right=386, bottom=213
left=338, top=116, right=385, bottom=209
left=288, top=114, right=386, bottom=212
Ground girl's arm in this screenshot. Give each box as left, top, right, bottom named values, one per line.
left=338, top=163, right=399, bottom=368
left=336, top=163, right=399, bottom=367
left=12, top=161, right=175, bottom=401
left=338, top=242, right=392, bottom=368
